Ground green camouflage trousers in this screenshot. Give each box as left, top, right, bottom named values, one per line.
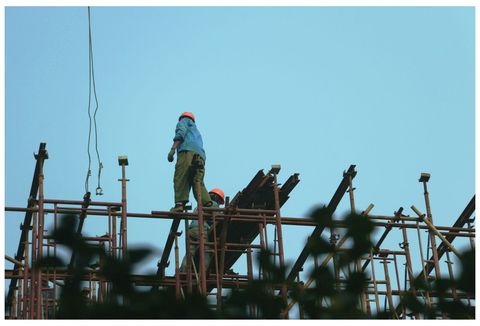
left=174, top=151, right=212, bottom=205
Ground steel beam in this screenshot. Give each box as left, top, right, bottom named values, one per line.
left=156, top=217, right=181, bottom=279
left=6, top=143, right=48, bottom=314
left=287, top=165, right=356, bottom=282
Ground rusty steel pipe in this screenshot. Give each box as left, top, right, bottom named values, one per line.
left=195, top=180, right=207, bottom=296
left=119, top=163, right=128, bottom=259
left=44, top=198, right=122, bottom=207
left=271, top=169, right=287, bottom=312
left=6, top=206, right=476, bottom=233
left=30, top=211, right=38, bottom=319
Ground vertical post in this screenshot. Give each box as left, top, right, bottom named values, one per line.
left=258, top=221, right=266, bottom=280
left=419, top=173, right=441, bottom=280
left=89, top=271, right=93, bottom=301
left=218, top=195, right=230, bottom=297
left=348, top=175, right=367, bottom=313
left=195, top=179, right=207, bottom=295
left=99, top=249, right=105, bottom=302
left=445, top=250, right=458, bottom=300
left=347, top=174, right=356, bottom=213
left=355, top=260, right=368, bottom=314
left=11, top=294, right=17, bottom=319
left=296, top=274, right=305, bottom=319
left=381, top=258, right=397, bottom=319
left=271, top=167, right=285, bottom=270
left=36, top=162, right=45, bottom=319
left=246, top=246, right=254, bottom=283
left=92, top=276, right=97, bottom=303
left=53, top=205, right=57, bottom=319
left=45, top=239, right=50, bottom=319
left=174, top=233, right=181, bottom=299
left=118, top=156, right=129, bottom=259
left=258, top=222, right=266, bottom=249
left=273, top=227, right=278, bottom=265
left=212, top=214, right=221, bottom=307
left=112, top=213, right=117, bottom=259
left=217, top=213, right=230, bottom=304
left=118, top=156, right=129, bottom=305
left=398, top=209, right=420, bottom=319
left=392, top=254, right=405, bottom=319
left=108, top=208, right=112, bottom=256
left=109, top=211, right=117, bottom=296
left=263, top=216, right=269, bottom=252
left=331, top=233, right=340, bottom=291
left=30, top=211, right=37, bottom=319
left=270, top=165, right=287, bottom=313
left=369, top=253, right=381, bottom=313
left=247, top=246, right=255, bottom=317
left=22, top=224, right=29, bottom=319
left=415, top=219, right=432, bottom=307
left=17, top=274, right=23, bottom=319
left=185, top=218, right=192, bottom=294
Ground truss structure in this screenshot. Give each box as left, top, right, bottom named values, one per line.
left=4, top=143, right=475, bottom=319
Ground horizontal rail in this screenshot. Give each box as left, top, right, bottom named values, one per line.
left=44, top=198, right=122, bottom=207
left=5, top=207, right=476, bottom=234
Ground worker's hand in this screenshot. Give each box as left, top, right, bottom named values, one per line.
left=167, top=148, right=176, bottom=162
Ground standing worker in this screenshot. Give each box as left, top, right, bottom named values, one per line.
left=180, top=188, right=225, bottom=272
left=167, top=112, right=213, bottom=212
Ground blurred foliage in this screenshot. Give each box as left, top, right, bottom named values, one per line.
left=34, top=212, right=475, bottom=319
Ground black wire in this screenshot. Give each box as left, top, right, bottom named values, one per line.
left=85, top=6, right=93, bottom=194
left=88, top=7, right=103, bottom=193
left=85, top=6, right=103, bottom=195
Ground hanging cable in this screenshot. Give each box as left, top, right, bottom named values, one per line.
left=84, top=7, right=93, bottom=194
left=85, top=6, right=103, bottom=195
left=89, top=7, right=103, bottom=195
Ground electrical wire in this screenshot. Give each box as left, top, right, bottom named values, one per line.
left=89, top=7, right=103, bottom=195
left=84, top=7, right=93, bottom=194
left=85, top=6, right=103, bottom=195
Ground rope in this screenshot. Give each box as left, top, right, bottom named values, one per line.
left=85, top=6, right=103, bottom=195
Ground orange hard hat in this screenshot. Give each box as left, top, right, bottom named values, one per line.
left=209, top=188, right=225, bottom=205
left=179, top=112, right=195, bottom=122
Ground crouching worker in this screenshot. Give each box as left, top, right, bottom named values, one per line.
left=180, top=188, right=225, bottom=273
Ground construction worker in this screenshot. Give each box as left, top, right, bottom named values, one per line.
left=180, top=188, right=225, bottom=272
left=168, top=112, right=212, bottom=212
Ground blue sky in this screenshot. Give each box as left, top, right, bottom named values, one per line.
left=4, top=6, right=475, bottom=302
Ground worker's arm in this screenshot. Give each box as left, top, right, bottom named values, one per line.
left=171, top=140, right=181, bottom=150
left=168, top=119, right=188, bottom=162
left=167, top=140, right=181, bottom=162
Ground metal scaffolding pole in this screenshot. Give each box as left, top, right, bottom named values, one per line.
left=118, top=156, right=129, bottom=259
left=419, top=174, right=441, bottom=281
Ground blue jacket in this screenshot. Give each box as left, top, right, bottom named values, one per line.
left=173, top=118, right=206, bottom=160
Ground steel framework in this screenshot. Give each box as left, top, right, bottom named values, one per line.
left=4, top=143, right=476, bottom=319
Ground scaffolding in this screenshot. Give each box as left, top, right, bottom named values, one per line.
left=4, top=143, right=476, bottom=319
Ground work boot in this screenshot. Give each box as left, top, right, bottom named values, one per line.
left=170, top=202, right=185, bottom=213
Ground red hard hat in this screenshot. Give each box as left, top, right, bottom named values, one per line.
left=179, top=112, right=195, bottom=122
left=209, top=188, right=225, bottom=205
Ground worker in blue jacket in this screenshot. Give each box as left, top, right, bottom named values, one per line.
left=167, top=112, right=212, bottom=212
